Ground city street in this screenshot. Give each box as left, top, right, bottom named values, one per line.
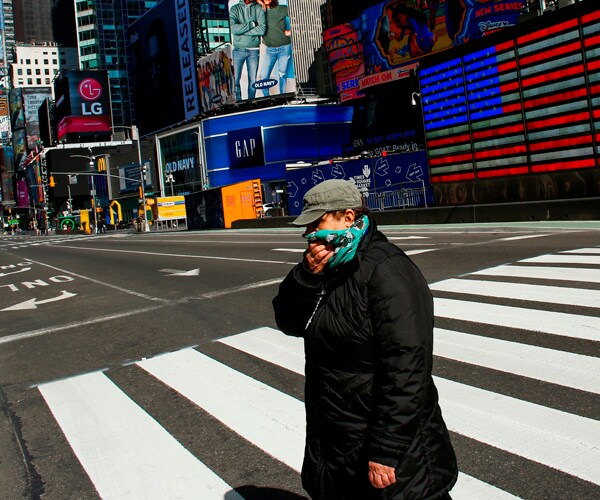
left=1, top=222, right=599, bottom=499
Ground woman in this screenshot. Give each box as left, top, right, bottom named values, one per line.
left=273, top=179, right=457, bottom=499
left=257, top=0, right=292, bottom=96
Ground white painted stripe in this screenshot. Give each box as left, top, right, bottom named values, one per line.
left=218, top=329, right=600, bottom=486
left=199, top=277, right=284, bottom=299
left=219, top=327, right=305, bottom=376
left=39, top=372, right=240, bottom=499
left=472, top=265, right=600, bottom=284
left=434, top=376, right=600, bottom=486
left=561, top=248, right=600, bottom=254
left=405, top=249, right=437, bottom=256
left=137, top=348, right=305, bottom=472
left=453, top=473, right=520, bottom=500
left=496, top=234, right=552, bottom=241
left=434, top=328, right=600, bottom=394
left=388, top=236, right=430, bottom=240
left=434, top=298, right=600, bottom=342
left=521, top=254, right=600, bottom=265
left=430, top=278, right=600, bottom=308
left=272, top=248, right=305, bottom=253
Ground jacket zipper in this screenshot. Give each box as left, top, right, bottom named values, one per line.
left=305, top=287, right=326, bottom=330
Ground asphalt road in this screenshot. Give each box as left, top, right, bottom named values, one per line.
left=1, top=221, right=599, bottom=499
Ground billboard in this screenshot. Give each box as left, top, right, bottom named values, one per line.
left=128, top=0, right=200, bottom=135
left=23, top=88, right=52, bottom=149
left=285, top=150, right=431, bottom=215
left=226, top=0, right=296, bottom=104
left=324, top=0, right=525, bottom=100
left=197, top=46, right=236, bottom=112
left=54, top=70, right=113, bottom=141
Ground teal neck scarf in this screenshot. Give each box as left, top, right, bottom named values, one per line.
left=305, top=215, right=369, bottom=269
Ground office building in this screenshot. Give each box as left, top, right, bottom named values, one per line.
left=74, top=0, right=158, bottom=127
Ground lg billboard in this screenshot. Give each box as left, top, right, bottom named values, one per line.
left=54, top=70, right=113, bottom=142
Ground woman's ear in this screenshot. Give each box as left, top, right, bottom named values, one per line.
left=344, top=209, right=356, bottom=227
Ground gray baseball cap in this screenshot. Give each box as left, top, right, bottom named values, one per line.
left=292, top=179, right=363, bottom=226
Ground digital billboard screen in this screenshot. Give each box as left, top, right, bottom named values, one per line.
left=226, top=0, right=297, bottom=104
left=128, top=0, right=199, bottom=135
left=422, top=8, right=600, bottom=182
left=54, top=70, right=113, bottom=141
left=23, top=88, right=52, bottom=149
left=324, top=0, right=524, bottom=101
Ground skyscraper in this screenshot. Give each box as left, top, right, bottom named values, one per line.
left=12, top=0, right=54, bottom=43
left=1, top=0, right=16, bottom=64
left=74, top=0, right=158, bottom=127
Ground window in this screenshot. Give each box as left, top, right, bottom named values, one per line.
left=26, top=69, right=32, bottom=75
left=27, top=78, right=32, bottom=84
left=17, top=68, right=22, bottom=75
left=44, top=59, right=48, bottom=64
left=36, top=78, right=41, bottom=84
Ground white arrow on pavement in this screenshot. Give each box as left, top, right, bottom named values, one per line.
left=0, top=267, right=31, bottom=277
left=159, top=268, right=200, bottom=277
left=1, top=290, right=77, bottom=312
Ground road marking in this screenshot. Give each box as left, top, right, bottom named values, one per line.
left=521, top=254, right=600, bottom=265
left=435, top=377, right=600, bottom=486
left=272, top=248, right=305, bottom=253
left=218, top=329, right=600, bottom=486
left=561, top=247, right=600, bottom=254
left=433, top=328, right=600, bottom=394
left=1, top=290, right=77, bottom=312
left=0, top=267, right=31, bottom=277
left=430, top=278, right=600, bottom=308
left=219, top=327, right=305, bottom=375
left=472, top=265, right=600, bottom=284
left=159, top=268, right=200, bottom=276
left=15, top=257, right=169, bottom=303
left=495, top=234, right=552, bottom=241
left=52, top=245, right=298, bottom=265
left=452, top=473, right=520, bottom=499
left=405, top=249, right=437, bottom=256
left=137, top=348, right=305, bottom=472
left=199, top=277, right=284, bottom=299
left=39, top=372, right=240, bottom=499
left=434, top=298, right=600, bottom=342
left=388, top=236, right=430, bottom=240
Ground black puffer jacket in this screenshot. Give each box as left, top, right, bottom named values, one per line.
left=273, top=218, right=457, bottom=499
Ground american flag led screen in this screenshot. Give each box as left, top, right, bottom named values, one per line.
left=421, top=9, right=600, bottom=183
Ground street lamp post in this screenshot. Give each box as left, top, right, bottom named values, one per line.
left=131, top=125, right=151, bottom=232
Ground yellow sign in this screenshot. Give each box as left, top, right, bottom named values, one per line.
left=156, top=196, right=186, bottom=220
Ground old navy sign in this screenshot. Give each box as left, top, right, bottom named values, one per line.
left=227, top=127, right=265, bottom=169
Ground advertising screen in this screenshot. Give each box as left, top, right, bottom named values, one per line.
left=128, top=0, right=199, bottom=135
left=422, top=9, right=600, bottom=183
left=324, top=0, right=524, bottom=101
left=23, top=88, right=52, bottom=149
left=226, top=0, right=297, bottom=103
left=197, top=46, right=236, bottom=112
left=54, top=70, right=113, bottom=141
left=285, top=150, right=431, bottom=215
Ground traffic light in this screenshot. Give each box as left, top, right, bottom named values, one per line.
left=49, top=175, right=56, bottom=187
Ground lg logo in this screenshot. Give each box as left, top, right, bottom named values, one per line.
left=79, top=78, right=102, bottom=100
left=79, top=78, right=104, bottom=116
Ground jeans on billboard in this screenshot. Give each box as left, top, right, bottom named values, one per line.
left=259, top=44, right=292, bottom=96
left=233, top=47, right=259, bottom=101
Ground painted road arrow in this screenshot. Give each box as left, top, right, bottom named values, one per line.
left=0, top=267, right=31, bottom=277
left=159, top=268, right=200, bottom=277
left=1, top=290, right=77, bottom=312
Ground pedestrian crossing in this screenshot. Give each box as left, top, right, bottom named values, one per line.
left=36, top=245, right=600, bottom=499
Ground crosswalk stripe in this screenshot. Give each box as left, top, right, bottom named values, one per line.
left=272, top=248, right=305, bottom=253
left=218, top=327, right=305, bottom=376
left=452, top=473, right=520, bottom=499
left=137, top=348, right=305, bottom=472
left=521, top=254, right=600, bottom=265
left=472, top=264, right=600, bottom=283
left=561, top=248, right=600, bottom=254
left=217, top=330, right=600, bottom=486
left=495, top=234, right=552, bottom=241
left=434, top=376, right=600, bottom=486
left=38, top=371, right=241, bottom=499
left=433, top=328, right=600, bottom=394
left=430, top=278, right=600, bottom=308
left=435, top=297, right=600, bottom=341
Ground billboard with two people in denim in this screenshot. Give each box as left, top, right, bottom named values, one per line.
left=208, top=0, right=296, bottom=108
